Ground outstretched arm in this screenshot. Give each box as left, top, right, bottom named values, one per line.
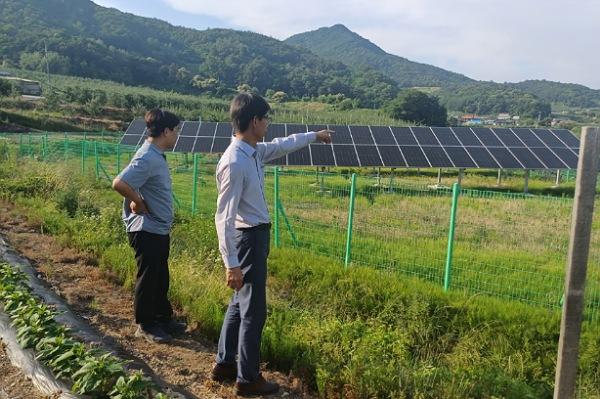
left=259, top=130, right=333, bottom=163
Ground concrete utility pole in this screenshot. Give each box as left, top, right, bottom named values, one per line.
left=553, top=127, right=600, bottom=399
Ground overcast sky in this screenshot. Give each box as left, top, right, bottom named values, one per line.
left=92, top=0, right=600, bottom=89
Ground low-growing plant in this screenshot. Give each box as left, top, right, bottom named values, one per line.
left=0, top=262, right=172, bottom=398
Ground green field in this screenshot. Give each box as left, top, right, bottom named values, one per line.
left=2, top=134, right=600, bottom=397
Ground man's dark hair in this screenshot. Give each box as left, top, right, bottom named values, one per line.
left=145, top=109, right=180, bottom=137
left=230, top=93, right=271, bottom=133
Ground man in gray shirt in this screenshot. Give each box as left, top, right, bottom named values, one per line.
left=212, top=93, right=332, bottom=396
left=112, top=109, right=185, bottom=344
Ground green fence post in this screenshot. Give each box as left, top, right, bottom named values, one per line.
left=444, top=182, right=461, bottom=291
left=44, top=132, right=48, bottom=160
left=191, top=153, right=199, bottom=215
left=274, top=167, right=281, bottom=247
left=81, top=140, right=86, bottom=174
left=94, top=141, right=100, bottom=179
left=344, top=173, right=357, bottom=269
left=27, top=134, right=32, bottom=158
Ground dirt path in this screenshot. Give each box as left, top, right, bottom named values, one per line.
left=0, top=203, right=312, bottom=399
left=0, top=342, right=51, bottom=399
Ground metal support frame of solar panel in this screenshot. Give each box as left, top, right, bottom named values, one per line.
left=120, top=120, right=580, bottom=170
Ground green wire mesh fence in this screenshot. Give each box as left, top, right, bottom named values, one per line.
left=3, top=132, right=600, bottom=320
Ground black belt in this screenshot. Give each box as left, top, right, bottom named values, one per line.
left=236, top=223, right=272, bottom=232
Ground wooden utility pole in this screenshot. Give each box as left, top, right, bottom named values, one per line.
left=554, top=127, right=600, bottom=399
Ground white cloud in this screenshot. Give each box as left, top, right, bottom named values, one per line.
left=158, top=0, right=600, bottom=88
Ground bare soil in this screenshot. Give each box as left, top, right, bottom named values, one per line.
left=0, top=202, right=313, bottom=399
left=0, top=342, right=52, bottom=399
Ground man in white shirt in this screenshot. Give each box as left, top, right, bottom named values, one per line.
left=212, top=93, right=332, bottom=396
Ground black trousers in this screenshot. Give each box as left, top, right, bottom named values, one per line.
left=127, top=231, right=173, bottom=325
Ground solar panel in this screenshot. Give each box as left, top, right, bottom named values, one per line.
left=350, top=125, right=375, bottom=145
left=400, top=146, right=430, bottom=167
left=310, top=143, right=335, bottom=166
left=550, top=148, right=578, bottom=169
left=266, top=155, right=286, bottom=166
left=508, top=147, right=545, bottom=169
left=174, top=136, right=195, bottom=153
left=333, top=144, right=359, bottom=166
left=287, top=124, right=308, bottom=134
left=421, top=146, right=453, bottom=167
left=212, top=137, right=231, bottom=153
left=411, top=127, right=439, bottom=145
left=119, top=121, right=580, bottom=169
left=551, top=129, right=579, bottom=148
left=529, top=148, right=568, bottom=169
left=451, top=127, right=482, bottom=146
left=329, top=125, right=353, bottom=144
left=125, top=119, right=146, bottom=135
left=180, top=121, right=200, bottom=137
left=390, top=127, right=417, bottom=145
left=355, top=145, right=383, bottom=167
left=444, top=147, right=477, bottom=168
left=307, top=124, right=327, bottom=133
left=487, top=148, right=522, bottom=168
left=121, top=134, right=144, bottom=146
left=432, top=127, right=461, bottom=146
left=198, top=122, right=217, bottom=137
left=531, top=129, right=566, bottom=148
left=265, top=123, right=286, bottom=141
left=378, top=145, right=406, bottom=167
left=288, top=146, right=312, bottom=166
left=215, top=123, right=233, bottom=137
left=465, top=147, right=499, bottom=168
left=471, top=128, right=503, bottom=147
left=493, top=128, right=524, bottom=147
left=371, top=126, right=396, bottom=145
left=119, top=119, right=146, bottom=146
left=193, top=137, right=214, bottom=153
left=511, top=128, right=545, bottom=147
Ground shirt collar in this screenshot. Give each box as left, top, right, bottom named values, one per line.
left=233, top=137, right=257, bottom=158
left=144, top=140, right=165, bottom=156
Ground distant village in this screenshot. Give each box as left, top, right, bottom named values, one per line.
left=459, top=113, right=567, bottom=128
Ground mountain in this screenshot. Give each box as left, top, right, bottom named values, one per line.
left=0, top=0, right=398, bottom=107
left=286, top=25, right=600, bottom=112
left=508, top=80, right=600, bottom=108
left=285, top=24, right=474, bottom=88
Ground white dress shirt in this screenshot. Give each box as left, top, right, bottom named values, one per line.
left=215, top=132, right=317, bottom=268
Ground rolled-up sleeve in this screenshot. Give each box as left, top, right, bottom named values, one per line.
left=215, top=162, right=244, bottom=268
left=259, top=132, right=317, bottom=164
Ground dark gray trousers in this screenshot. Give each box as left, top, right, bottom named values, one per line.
left=216, top=225, right=270, bottom=383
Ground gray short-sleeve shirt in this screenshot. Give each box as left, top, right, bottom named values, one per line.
left=117, top=141, right=173, bottom=235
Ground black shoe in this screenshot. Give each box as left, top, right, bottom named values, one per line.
left=135, top=323, right=172, bottom=344
left=211, top=362, right=237, bottom=382
left=157, top=319, right=187, bottom=335
left=235, top=375, right=279, bottom=396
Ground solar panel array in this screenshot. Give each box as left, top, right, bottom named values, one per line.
left=121, top=120, right=580, bottom=170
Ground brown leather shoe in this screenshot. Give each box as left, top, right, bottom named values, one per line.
left=211, top=363, right=237, bottom=382
left=235, top=375, right=280, bottom=396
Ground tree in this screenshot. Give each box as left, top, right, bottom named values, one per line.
left=386, top=89, right=448, bottom=126
left=0, top=79, right=11, bottom=97
left=270, top=91, right=288, bottom=103
left=19, top=51, right=70, bottom=74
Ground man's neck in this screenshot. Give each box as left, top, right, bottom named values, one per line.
left=147, top=137, right=168, bottom=152
left=235, top=132, right=259, bottom=148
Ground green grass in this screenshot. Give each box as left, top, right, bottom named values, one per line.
left=2, top=138, right=600, bottom=397
left=6, top=135, right=600, bottom=318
